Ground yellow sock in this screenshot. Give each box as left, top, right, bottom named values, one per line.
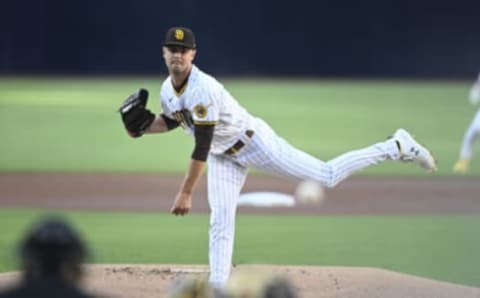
left=453, top=160, right=469, bottom=173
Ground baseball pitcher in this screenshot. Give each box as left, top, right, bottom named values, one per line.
left=119, top=27, right=437, bottom=289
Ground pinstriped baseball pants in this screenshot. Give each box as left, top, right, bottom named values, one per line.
left=207, top=118, right=400, bottom=287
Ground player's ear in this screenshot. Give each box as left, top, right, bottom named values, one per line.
left=162, top=46, right=168, bottom=58
left=191, top=49, right=197, bottom=60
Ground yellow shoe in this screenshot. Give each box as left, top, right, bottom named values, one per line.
left=453, top=160, right=469, bottom=174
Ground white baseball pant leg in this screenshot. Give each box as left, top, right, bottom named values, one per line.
left=235, top=119, right=400, bottom=187
left=459, top=109, right=480, bottom=161
left=207, top=153, right=248, bottom=288
left=206, top=119, right=400, bottom=288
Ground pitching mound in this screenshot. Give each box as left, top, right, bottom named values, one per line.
left=1, top=264, right=479, bottom=298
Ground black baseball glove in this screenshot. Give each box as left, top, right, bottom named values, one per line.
left=119, top=88, right=155, bottom=138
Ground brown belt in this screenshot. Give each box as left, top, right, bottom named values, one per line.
left=224, top=130, right=254, bottom=155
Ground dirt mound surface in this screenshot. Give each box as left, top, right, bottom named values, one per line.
left=1, top=264, right=479, bottom=298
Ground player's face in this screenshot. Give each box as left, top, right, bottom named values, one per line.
left=163, top=46, right=196, bottom=75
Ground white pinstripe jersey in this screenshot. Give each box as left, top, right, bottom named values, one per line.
left=160, top=65, right=253, bottom=154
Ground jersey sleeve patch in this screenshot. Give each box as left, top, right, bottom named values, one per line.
left=191, top=102, right=219, bottom=124
left=193, top=104, right=209, bottom=119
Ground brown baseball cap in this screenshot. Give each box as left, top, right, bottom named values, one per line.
left=164, top=27, right=196, bottom=49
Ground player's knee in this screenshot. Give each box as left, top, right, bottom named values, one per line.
left=210, top=209, right=235, bottom=231
left=324, top=164, right=340, bottom=188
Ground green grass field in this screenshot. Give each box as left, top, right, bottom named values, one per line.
left=1, top=77, right=479, bottom=288
left=0, top=77, right=479, bottom=175
left=0, top=209, right=479, bottom=287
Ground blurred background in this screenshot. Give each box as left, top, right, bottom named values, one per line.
left=1, top=0, right=480, bottom=77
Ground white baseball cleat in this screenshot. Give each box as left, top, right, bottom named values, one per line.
left=393, top=128, right=437, bottom=172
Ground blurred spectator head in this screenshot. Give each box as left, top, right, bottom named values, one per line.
left=18, top=216, right=88, bottom=283
left=168, top=275, right=214, bottom=298
left=222, top=269, right=297, bottom=298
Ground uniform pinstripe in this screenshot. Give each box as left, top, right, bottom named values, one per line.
left=160, top=64, right=408, bottom=288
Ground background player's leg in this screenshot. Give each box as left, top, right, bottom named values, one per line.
left=454, top=110, right=480, bottom=172
left=207, top=154, right=248, bottom=288
left=459, top=110, right=480, bottom=161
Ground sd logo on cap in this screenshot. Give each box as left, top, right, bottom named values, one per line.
left=164, top=27, right=196, bottom=49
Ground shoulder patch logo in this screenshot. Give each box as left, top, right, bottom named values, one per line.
left=193, top=104, right=208, bottom=118
left=175, top=29, right=184, bottom=40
